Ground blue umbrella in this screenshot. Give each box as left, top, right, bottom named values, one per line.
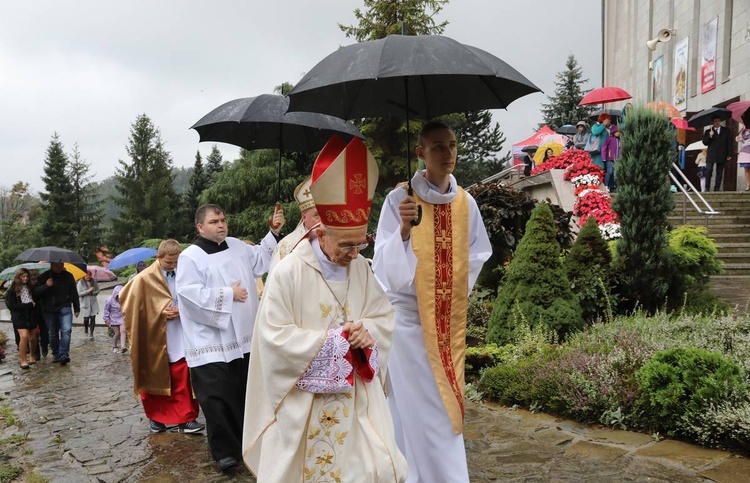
left=107, top=247, right=158, bottom=270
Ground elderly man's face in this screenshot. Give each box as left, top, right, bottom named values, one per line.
left=301, top=207, right=321, bottom=231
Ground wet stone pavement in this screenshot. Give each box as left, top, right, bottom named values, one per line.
left=2, top=290, right=750, bottom=482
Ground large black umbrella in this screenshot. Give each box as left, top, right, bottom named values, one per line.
left=191, top=94, right=363, bottom=200
left=16, top=246, right=86, bottom=265
left=687, top=106, right=732, bottom=128
left=288, top=33, right=540, bottom=224
left=555, top=125, right=578, bottom=135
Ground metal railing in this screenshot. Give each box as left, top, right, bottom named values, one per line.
left=669, top=162, right=720, bottom=227
left=466, top=164, right=525, bottom=190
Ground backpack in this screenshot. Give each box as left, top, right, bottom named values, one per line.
left=584, top=133, right=602, bottom=155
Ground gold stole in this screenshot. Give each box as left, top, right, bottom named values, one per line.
left=411, top=188, right=470, bottom=434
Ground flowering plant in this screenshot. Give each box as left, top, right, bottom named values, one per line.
left=565, top=160, right=604, bottom=184
left=574, top=185, right=601, bottom=198
left=599, top=222, right=621, bottom=241
left=571, top=174, right=602, bottom=187
left=530, top=148, right=591, bottom=175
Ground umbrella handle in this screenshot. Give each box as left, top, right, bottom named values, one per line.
left=408, top=185, right=422, bottom=226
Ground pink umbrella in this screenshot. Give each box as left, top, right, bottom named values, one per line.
left=579, top=86, right=632, bottom=106
left=670, top=118, right=696, bottom=131
left=86, top=265, right=117, bottom=282
left=727, top=101, right=750, bottom=124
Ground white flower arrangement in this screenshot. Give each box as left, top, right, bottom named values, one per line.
left=571, top=174, right=602, bottom=187
left=576, top=188, right=600, bottom=198
left=599, top=222, right=621, bottom=240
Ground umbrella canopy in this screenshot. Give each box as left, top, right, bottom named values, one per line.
left=670, top=118, right=696, bottom=131
left=106, top=247, right=158, bottom=270
left=727, top=101, right=750, bottom=125
left=520, top=145, right=539, bottom=153
left=0, top=262, right=86, bottom=282
left=86, top=265, right=117, bottom=282
left=687, top=107, right=732, bottom=128
left=287, top=34, right=540, bottom=120
left=579, top=86, right=632, bottom=106
left=588, top=109, right=622, bottom=121
left=646, top=101, right=681, bottom=118
left=685, top=140, right=707, bottom=152
left=555, top=124, right=578, bottom=135
left=16, top=246, right=86, bottom=265
left=533, top=143, right=564, bottom=164
left=192, top=94, right=363, bottom=200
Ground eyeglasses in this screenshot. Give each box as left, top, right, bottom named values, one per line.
left=333, top=240, right=369, bottom=253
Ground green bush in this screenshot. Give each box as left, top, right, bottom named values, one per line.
left=488, top=204, right=583, bottom=345
left=565, top=216, right=614, bottom=323
left=666, top=225, right=723, bottom=308
left=479, top=358, right=536, bottom=407
left=465, top=344, right=503, bottom=377
left=634, top=347, right=748, bottom=436
left=680, top=290, right=732, bottom=317
left=466, top=288, right=493, bottom=346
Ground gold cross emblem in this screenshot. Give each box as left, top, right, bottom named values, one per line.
left=349, top=173, right=366, bottom=194
left=435, top=229, right=451, bottom=249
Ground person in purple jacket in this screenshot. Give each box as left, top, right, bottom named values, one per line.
left=103, top=285, right=127, bottom=354
left=602, top=124, right=621, bottom=192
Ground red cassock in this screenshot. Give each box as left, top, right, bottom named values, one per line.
left=140, top=358, right=199, bottom=424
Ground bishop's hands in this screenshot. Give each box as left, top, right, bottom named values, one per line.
left=399, top=194, right=418, bottom=241
left=268, top=203, right=286, bottom=235
left=342, top=320, right=375, bottom=349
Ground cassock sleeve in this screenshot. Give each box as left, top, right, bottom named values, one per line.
left=467, top=193, right=493, bottom=295
left=372, top=187, right=418, bottom=293
left=175, top=253, right=233, bottom=330
left=241, top=231, right=277, bottom=278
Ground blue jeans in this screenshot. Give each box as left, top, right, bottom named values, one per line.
left=45, top=306, right=73, bottom=359
left=604, top=161, right=616, bottom=191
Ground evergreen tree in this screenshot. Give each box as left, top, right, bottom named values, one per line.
left=487, top=203, right=583, bottom=345
left=339, top=0, right=449, bottom=190
left=540, top=55, right=596, bottom=129
left=564, top=216, right=613, bottom=323
left=454, top=110, right=511, bottom=185
left=39, top=133, right=76, bottom=248
left=110, top=114, right=179, bottom=250
left=205, top=145, right=224, bottom=180
left=182, top=150, right=210, bottom=238
left=612, top=107, right=674, bottom=312
left=0, top=182, right=43, bottom=268
left=68, top=144, right=103, bottom=260
left=274, top=82, right=294, bottom=96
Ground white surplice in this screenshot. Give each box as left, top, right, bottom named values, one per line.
left=176, top=234, right=276, bottom=367
left=269, top=220, right=306, bottom=272
left=373, top=170, right=492, bottom=483
left=242, top=238, right=407, bottom=483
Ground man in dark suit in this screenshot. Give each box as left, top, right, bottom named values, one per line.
left=703, top=115, right=734, bottom=191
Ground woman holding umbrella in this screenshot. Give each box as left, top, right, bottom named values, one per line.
left=4, top=268, right=38, bottom=369
left=77, top=270, right=100, bottom=339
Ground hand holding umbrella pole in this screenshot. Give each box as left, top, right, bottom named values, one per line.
left=268, top=202, right=285, bottom=233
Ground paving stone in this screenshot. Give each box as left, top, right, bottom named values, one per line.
left=635, top=439, right=731, bottom=468
left=564, top=440, right=629, bottom=462
left=699, top=456, right=750, bottom=483
left=530, top=427, right=576, bottom=447
left=586, top=427, right=655, bottom=447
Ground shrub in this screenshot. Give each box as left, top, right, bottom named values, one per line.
left=466, top=288, right=493, bottom=346
left=465, top=344, right=503, bottom=378
left=488, top=204, right=583, bottom=345
left=565, top=216, right=614, bottom=324
left=479, top=357, right=537, bottom=407
left=612, top=107, right=675, bottom=313
left=633, top=347, right=748, bottom=436
left=688, top=400, right=750, bottom=453
left=0, top=331, right=7, bottom=363
left=666, top=225, right=723, bottom=307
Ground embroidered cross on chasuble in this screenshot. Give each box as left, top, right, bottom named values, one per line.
left=411, top=187, right=470, bottom=434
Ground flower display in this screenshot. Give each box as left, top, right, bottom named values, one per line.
left=574, top=184, right=601, bottom=197
left=564, top=159, right=604, bottom=184
left=571, top=174, right=602, bottom=187
left=530, top=148, right=591, bottom=175
left=599, top=222, right=621, bottom=241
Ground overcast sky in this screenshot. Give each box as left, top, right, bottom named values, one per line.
left=0, top=0, right=601, bottom=193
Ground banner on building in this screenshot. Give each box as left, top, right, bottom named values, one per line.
left=673, top=37, right=688, bottom=111
left=701, top=17, right=718, bottom=94
left=652, top=55, right=664, bottom=102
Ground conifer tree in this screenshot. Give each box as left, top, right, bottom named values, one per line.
left=487, top=203, right=583, bottom=345
left=40, top=133, right=76, bottom=248
left=205, top=145, right=224, bottom=180
left=564, top=216, right=612, bottom=323
left=540, top=55, right=596, bottom=129
left=68, top=143, right=103, bottom=258
left=612, top=107, right=674, bottom=312
left=111, top=114, right=178, bottom=250
left=182, top=150, right=210, bottom=238
left=454, top=110, right=511, bottom=185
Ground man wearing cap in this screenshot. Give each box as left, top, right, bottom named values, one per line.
left=373, top=121, right=492, bottom=482
left=119, top=239, right=204, bottom=436
left=269, top=176, right=320, bottom=271
left=242, top=135, right=407, bottom=482
left=176, top=203, right=284, bottom=472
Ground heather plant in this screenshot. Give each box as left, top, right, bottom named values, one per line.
left=688, top=401, right=750, bottom=452
left=488, top=204, right=583, bottom=345
left=565, top=216, right=613, bottom=323
left=612, top=107, right=674, bottom=313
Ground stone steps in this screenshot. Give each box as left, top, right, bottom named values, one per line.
left=668, top=215, right=750, bottom=225
left=718, top=254, right=750, bottom=264
left=717, top=243, right=750, bottom=254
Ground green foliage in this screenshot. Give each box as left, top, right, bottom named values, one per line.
left=565, top=216, right=613, bottom=323
left=488, top=204, right=583, bottom=345
left=0, top=183, right=43, bottom=269
left=68, top=143, right=104, bottom=260
left=634, top=347, right=747, bottom=436
left=181, top=151, right=210, bottom=241
left=540, top=55, right=597, bottom=129
left=39, top=133, right=76, bottom=248
left=680, top=291, right=731, bottom=317
left=339, top=0, right=448, bottom=41
left=466, top=288, right=493, bottom=346
left=612, top=107, right=675, bottom=313
left=666, top=225, right=723, bottom=306
left=110, top=114, right=180, bottom=251
left=0, top=463, right=24, bottom=482
left=465, top=344, right=502, bottom=377
left=453, top=110, right=512, bottom=186
left=479, top=359, right=535, bottom=406
left=204, top=145, right=224, bottom=180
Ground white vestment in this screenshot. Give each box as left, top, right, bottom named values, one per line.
left=176, top=234, right=276, bottom=367
left=269, top=220, right=306, bottom=271
left=242, top=238, right=407, bottom=483
left=373, top=171, right=492, bottom=483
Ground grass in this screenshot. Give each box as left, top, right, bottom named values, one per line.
left=0, top=434, right=28, bottom=446
left=23, top=472, right=48, bottom=483
left=51, top=434, right=64, bottom=445
left=0, top=405, right=21, bottom=428
left=0, top=463, right=23, bottom=482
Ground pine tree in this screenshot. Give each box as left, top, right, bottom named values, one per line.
left=39, top=133, right=76, bottom=248
left=205, top=145, right=224, bottom=180
left=454, top=110, right=511, bottom=185
left=68, top=144, right=103, bottom=260
left=540, top=55, right=597, bottom=129
left=487, top=203, right=583, bottom=345
left=110, top=114, right=179, bottom=250
left=612, top=107, right=674, bottom=312
left=182, top=150, right=210, bottom=238
left=564, top=216, right=613, bottom=323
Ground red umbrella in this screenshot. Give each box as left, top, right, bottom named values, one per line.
left=670, top=118, right=696, bottom=131
left=646, top=101, right=681, bottom=118
left=86, top=265, right=117, bottom=282
left=727, top=101, right=750, bottom=124
left=579, top=86, right=632, bottom=106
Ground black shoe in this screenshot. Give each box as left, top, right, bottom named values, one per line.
left=51, top=356, right=60, bottom=363
left=59, top=356, right=70, bottom=366
left=42, top=348, right=48, bottom=358
left=177, top=421, right=205, bottom=434
left=215, top=456, right=238, bottom=472
left=149, top=420, right=168, bottom=433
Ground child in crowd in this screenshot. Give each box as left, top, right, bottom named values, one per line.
left=103, top=285, right=127, bottom=354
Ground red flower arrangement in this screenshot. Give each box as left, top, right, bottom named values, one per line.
left=574, top=190, right=619, bottom=225
left=564, top=159, right=605, bottom=183
left=529, top=148, right=591, bottom=176
left=574, top=184, right=601, bottom=197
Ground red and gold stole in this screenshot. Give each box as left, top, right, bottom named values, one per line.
left=411, top=187, right=470, bottom=434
